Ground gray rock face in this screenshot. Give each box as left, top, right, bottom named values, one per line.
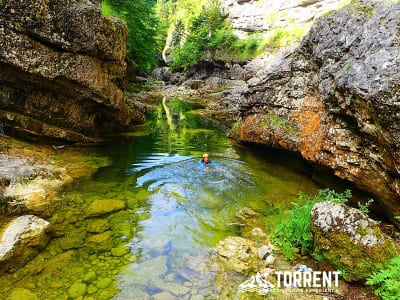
left=0, top=0, right=139, bottom=142
left=221, top=0, right=345, bottom=38
left=0, top=215, right=52, bottom=271
left=310, top=201, right=396, bottom=281
left=231, top=0, right=400, bottom=223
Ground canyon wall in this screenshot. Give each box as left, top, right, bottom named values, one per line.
left=0, top=0, right=138, bottom=143
left=230, top=0, right=400, bottom=222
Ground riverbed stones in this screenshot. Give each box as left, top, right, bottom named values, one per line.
left=152, top=280, right=190, bottom=297
left=0, top=215, right=52, bottom=271
left=67, top=282, right=87, bottom=299
left=86, top=231, right=112, bottom=250
left=83, top=271, right=97, bottom=283
left=311, top=201, right=396, bottom=281
left=86, top=219, right=110, bottom=233
left=153, top=291, right=175, bottom=300
left=85, top=200, right=126, bottom=218
left=111, top=245, right=130, bottom=257
left=127, top=255, right=168, bottom=285
left=7, top=288, right=39, bottom=300
left=97, top=277, right=112, bottom=289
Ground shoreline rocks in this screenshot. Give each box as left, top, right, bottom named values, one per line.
left=311, top=201, right=396, bottom=281
left=0, top=215, right=53, bottom=272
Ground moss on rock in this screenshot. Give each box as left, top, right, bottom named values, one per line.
left=311, top=201, right=396, bottom=281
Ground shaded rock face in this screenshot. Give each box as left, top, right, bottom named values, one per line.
left=311, top=201, right=396, bottom=281
left=231, top=0, right=400, bottom=223
left=0, top=0, right=138, bottom=142
left=0, top=215, right=52, bottom=272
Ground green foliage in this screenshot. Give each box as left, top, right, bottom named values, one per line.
left=358, top=198, right=374, bottom=214
left=100, top=1, right=115, bottom=17
left=169, top=2, right=264, bottom=70
left=101, top=0, right=158, bottom=72
left=367, top=255, right=400, bottom=300
left=343, top=60, right=351, bottom=71
left=350, top=1, right=375, bottom=18
left=271, top=189, right=351, bottom=260
left=260, top=23, right=312, bottom=49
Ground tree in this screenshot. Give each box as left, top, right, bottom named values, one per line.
left=102, top=0, right=159, bottom=72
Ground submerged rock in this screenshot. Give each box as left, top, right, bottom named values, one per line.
left=86, top=219, right=110, bottom=233
left=7, top=288, right=38, bottom=300
left=86, top=231, right=113, bottom=251
left=152, top=291, right=175, bottom=300
left=0, top=215, right=52, bottom=271
left=85, top=200, right=126, bottom=218
left=68, top=282, right=87, bottom=299
left=311, top=201, right=396, bottom=281
left=210, top=236, right=274, bottom=275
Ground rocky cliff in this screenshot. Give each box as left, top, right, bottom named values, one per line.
left=0, top=0, right=138, bottom=143
left=222, top=0, right=345, bottom=38
left=230, top=0, right=400, bottom=224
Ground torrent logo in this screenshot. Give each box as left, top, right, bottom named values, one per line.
left=275, top=270, right=341, bottom=288
left=238, top=266, right=341, bottom=296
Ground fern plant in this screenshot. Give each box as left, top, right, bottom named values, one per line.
left=271, top=189, right=351, bottom=260
left=366, top=255, right=400, bottom=300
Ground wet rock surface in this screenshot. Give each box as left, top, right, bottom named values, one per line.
left=311, top=201, right=396, bottom=281
left=0, top=215, right=52, bottom=271
left=229, top=0, right=400, bottom=223
left=0, top=0, right=141, bottom=142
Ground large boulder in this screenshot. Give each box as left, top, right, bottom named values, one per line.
left=310, top=201, right=396, bottom=281
left=231, top=0, right=400, bottom=224
left=0, top=0, right=141, bottom=142
left=0, top=215, right=52, bottom=271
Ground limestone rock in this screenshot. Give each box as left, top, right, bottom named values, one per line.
left=85, top=200, right=126, bottom=218
left=311, top=201, right=396, bottom=281
left=210, top=236, right=274, bottom=275
left=0, top=0, right=141, bottom=142
left=231, top=0, right=400, bottom=224
left=0, top=215, right=52, bottom=271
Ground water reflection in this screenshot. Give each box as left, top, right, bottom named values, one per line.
left=0, top=98, right=321, bottom=300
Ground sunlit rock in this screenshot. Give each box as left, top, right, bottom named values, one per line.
left=311, top=201, right=396, bottom=281
left=0, top=215, right=52, bottom=271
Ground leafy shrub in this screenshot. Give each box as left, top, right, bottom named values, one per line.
left=169, top=2, right=263, bottom=70
left=271, top=189, right=351, bottom=260
left=367, top=255, right=400, bottom=300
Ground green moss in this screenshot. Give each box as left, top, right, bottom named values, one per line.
left=313, top=231, right=396, bottom=281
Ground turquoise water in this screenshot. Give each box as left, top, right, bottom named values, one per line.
left=0, top=98, right=322, bottom=299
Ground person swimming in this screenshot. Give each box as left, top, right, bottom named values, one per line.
left=200, top=153, right=218, bottom=169
left=201, top=153, right=211, bottom=165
